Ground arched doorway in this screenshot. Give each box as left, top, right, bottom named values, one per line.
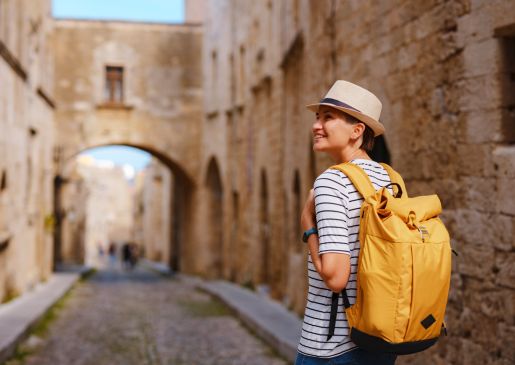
left=258, top=170, right=270, bottom=285
left=205, top=158, right=224, bottom=277
left=53, top=144, right=194, bottom=273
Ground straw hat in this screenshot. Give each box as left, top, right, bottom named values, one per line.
left=306, top=80, right=385, bottom=136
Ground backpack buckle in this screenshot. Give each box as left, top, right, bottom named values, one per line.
left=417, top=225, right=429, bottom=242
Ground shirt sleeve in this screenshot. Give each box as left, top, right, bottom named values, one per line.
left=313, top=170, right=350, bottom=255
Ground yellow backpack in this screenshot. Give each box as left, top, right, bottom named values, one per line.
left=329, top=162, right=452, bottom=355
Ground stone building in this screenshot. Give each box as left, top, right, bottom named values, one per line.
left=0, top=0, right=55, bottom=302
left=0, top=0, right=513, bottom=363
left=59, top=158, right=88, bottom=265
left=133, top=158, right=174, bottom=266
left=199, top=0, right=515, bottom=364
left=52, top=17, right=203, bottom=272
left=59, top=155, right=135, bottom=267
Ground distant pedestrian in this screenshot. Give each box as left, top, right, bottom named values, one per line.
left=97, top=242, right=105, bottom=257
left=108, top=242, right=117, bottom=269
left=122, top=242, right=133, bottom=270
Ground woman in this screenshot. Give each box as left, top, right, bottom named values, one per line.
left=296, top=80, right=397, bottom=364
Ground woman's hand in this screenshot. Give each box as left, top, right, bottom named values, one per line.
left=301, top=189, right=316, bottom=231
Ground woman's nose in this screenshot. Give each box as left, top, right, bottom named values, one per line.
left=312, top=120, right=322, bottom=132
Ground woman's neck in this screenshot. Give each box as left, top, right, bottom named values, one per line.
left=333, top=147, right=371, bottom=163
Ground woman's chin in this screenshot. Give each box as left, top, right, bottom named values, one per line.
left=313, top=142, right=327, bottom=152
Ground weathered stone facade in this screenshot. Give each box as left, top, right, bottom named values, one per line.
left=0, top=0, right=55, bottom=301
left=133, top=158, right=174, bottom=265
left=200, top=0, right=515, bottom=364
left=1, top=0, right=513, bottom=363
left=59, top=158, right=88, bottom=265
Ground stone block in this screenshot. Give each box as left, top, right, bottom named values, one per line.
left=449, top=209, right=502, bottom=248
left=456, top=9, right=494, bottom=44
left=491, top=214, right=514, bottom=251
left=490, top=0, right=515, bottom=33
left=462, top=109, right=505, bottom=144
left=495, top=251, right=515, bottom=289
left=461, top=177, right=497, bottom=213
left=458, top=75, right=503, bottom=112
left=458, top=242, right=495, bottom=280
left=496, top=177, right=515, bottom=215
left=463, top=38, right=501, bottom=78
left=493, top=145, right=515, bottom=178
left=456, top=143, right=496, bottom=177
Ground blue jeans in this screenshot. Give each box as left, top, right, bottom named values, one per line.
left=295, top=348, right=397, bottom=365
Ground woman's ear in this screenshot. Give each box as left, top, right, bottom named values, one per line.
left=351, top=123, right=366, bottom=139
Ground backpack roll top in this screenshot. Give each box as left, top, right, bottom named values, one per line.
left=329, top=162, right=452, bottom=355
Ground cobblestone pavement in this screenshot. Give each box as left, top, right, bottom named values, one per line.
left=8, top=267, right=287, bottom=365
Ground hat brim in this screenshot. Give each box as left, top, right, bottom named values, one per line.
left=306, top=103, right=385, bottom=137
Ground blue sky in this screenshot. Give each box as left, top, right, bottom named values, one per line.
left=81, top=145, right=152, bottom=175
left=52, top=0, right=184, bottom=23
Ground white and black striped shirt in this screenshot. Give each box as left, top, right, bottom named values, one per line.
left=298, top=159, right=392, bottom=358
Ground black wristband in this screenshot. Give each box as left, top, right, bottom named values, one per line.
left=302, top=227, right=318, bottom=242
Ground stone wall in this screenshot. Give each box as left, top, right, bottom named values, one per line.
left=60, top=159, right=88, bottom=265
left=0, top=0, right=55, bottom=301
left=52, top=19, right=203, bottom=180
left=201, top=1, right=515, bottom=364
left=137, top=158, right=173, bottom=265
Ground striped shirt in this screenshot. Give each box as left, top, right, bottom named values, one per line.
left=298, top=159, right=392, bottom=358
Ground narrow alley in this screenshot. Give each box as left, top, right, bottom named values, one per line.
left=6, top=267, right=286, bottom=365
left=1, top=0, right=514, bottom=364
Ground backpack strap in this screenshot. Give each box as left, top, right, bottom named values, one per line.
left=379, top=163, right=409, bottom=199
left=330, top=162, right=376, bottom=199
left=326, top=162, right=374, bottom=341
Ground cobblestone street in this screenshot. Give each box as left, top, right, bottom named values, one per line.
left=7, top=268, right=286, bottom=365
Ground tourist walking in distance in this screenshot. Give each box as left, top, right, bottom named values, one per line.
left=108, top=242, right=117, bottom=269
left=296, top=80, right=396, bottom=364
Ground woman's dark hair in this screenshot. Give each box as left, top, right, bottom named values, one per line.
left=343, top=112, right=375, bottom=152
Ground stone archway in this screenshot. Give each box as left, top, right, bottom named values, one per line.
left=204, top=158, right=224, bottom=278
left=54, top=142, right=196, bottom=273
left=52, top=19, right=203, bottom=272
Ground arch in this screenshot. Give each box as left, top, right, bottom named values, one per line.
left=292, top=170, right=301, bottom=253
left=58, top=142, right=195, bottom=188
left=229, top=190, right=239, bottom=281
left=258, top=169, right=270, bottom=285
left=53, top=143, right=195, bottom=273
left=204, top=157, right=224, bottom=277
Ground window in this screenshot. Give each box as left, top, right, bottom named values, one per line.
left=104, top=66, right=124, bottom=104
left=0, top=170, right=6, bottom=191
left=499, top=34, right=515, bottom=143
